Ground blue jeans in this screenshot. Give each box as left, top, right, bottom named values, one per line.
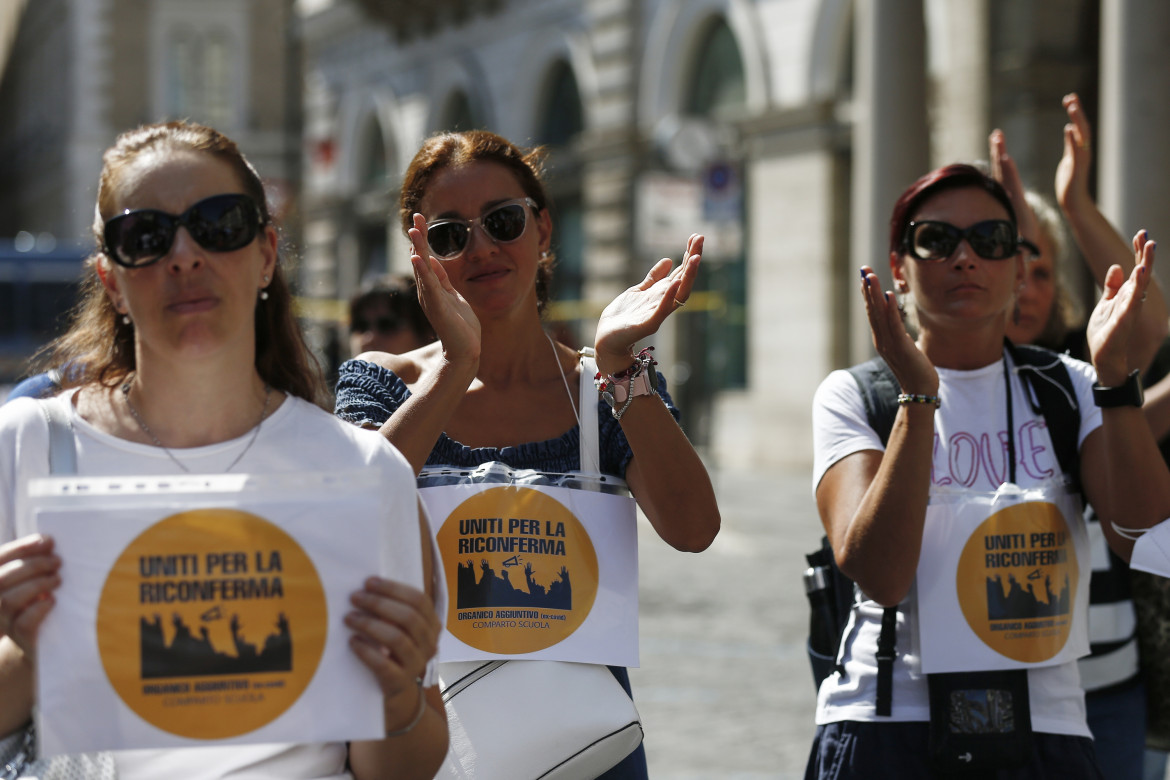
left=805, top=720, right=1104, bottom=779
left=1086, top=682, right=1146, bottom=780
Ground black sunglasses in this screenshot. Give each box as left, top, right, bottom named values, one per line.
left=903, top=219, right=1022, bottom=262
left=425, top=197, right=537, bottom=260
left=103, top=193, right=264, bottom=268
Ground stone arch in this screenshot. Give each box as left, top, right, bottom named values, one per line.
left=637, top=0, right=769, bottom=131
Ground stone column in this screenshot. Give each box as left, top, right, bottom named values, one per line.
left=1098, top=0, right=1170, bottom=243
left=848, top=0, right=929, bottom=363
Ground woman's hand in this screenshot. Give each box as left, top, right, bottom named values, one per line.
left=989, top=129, right=1040, bottom=246
left=408, top=214, right=481, bottom=366
left=1087, top=232, right=1155, bottom=385
left=861, top=266, right=938, bottom=396
left=1055, top=93, right=1093, bottom=213
left=345, top=577, right=441, bottom=725
left=0, top=535, right=60, bottom=656
left=594, top=234, right=702, bottom=374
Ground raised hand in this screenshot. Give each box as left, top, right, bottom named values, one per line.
left=1055, top=93, right=1093, bottom=213
left=989, top=129, right=1040, bottom=246
left=593, top=233, right=702, bottom=374
left=408, top=213, right=481, bottom=363
left=0, top=534, right=61, bottom=656
left=345, top=577, right=441, bottom=715
left=1087, top=231, right=1155, bottom=384
left=861, top=266, right=938, bottom=396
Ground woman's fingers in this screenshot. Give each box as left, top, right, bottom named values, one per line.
left=0, top=536, right=62, bottom=649
left=345, top=578, right=439, bottom=684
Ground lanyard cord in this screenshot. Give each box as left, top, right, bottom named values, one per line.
left=1003, top=348, right=1017, bottom=484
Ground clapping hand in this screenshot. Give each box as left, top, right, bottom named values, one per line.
left=1087, top=232, right=1156, bottom=385
left=860, top=266, right=939, bottom=396
left=1056, top=93, right=1093, bottom=213
left=408, top=213, right=481, bottom=363
left=989, top=129, right=1040, bottom=248
left=594, top=234, right=702, bottom=373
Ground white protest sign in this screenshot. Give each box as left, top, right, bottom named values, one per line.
left=916, top=483, right=1089, bottom=673
left=421, top=480, right=638, bottom=667
left=29, top=469, right=399, bottom=756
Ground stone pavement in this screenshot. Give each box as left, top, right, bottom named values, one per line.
left=629, top=465, right=822, bottom=779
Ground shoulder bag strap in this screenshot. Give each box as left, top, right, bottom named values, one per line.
left=578, top=355, right=601, bottom=476
left=845, top=357, right=902, bottom=717
left=38, top=396, right=77, bottom=476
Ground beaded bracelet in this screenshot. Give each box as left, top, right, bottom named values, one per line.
left=385, top=677, right=427, bottom=737
left=595, top=346, right=659, bottom=420
left=896, top=393, right=941, bottom=408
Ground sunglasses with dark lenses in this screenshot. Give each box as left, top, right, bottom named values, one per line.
left=904, top=219, right=1021, bottom=262
left=425, top=197, right=537, bottom=260
left=103, top=193, right=264, bottom=268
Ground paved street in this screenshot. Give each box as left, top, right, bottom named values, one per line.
left=629, top=465, right=822, bottom=779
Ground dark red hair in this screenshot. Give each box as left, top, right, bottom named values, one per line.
left=888, top=163, right=1017, bottom=255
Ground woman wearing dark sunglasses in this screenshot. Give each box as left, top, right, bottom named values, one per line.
left=0, top=121, right=447, bottom=778
left=806, top=163, right=1170, bottom=778
left=335, top=130, right=720, bottom=778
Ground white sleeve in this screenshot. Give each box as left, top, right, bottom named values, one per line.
left=811, top=369, right=884, bottom=494
left=1057, top=354, right=1103, bottom=449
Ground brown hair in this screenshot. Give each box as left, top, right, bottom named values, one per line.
left=399, top=130, right=555, bottom=311
left=40, top=121, right=327, bottom=405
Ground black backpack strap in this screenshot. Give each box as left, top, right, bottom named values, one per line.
left=847, top=357, right=900, bottom=447
left=846, top=357, right=902, bottom=717
left=1003, top=341, right=1081, bottom=494
left=875, top=606, right=898, bottom=716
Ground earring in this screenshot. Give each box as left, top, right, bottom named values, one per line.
left=259, top=289, right=269, bottom=301
left=122, top=314, right=131, bottom=325
left=540, top=250, right=549, bottom=259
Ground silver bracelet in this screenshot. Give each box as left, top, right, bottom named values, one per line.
left=385, top=677, right=427, bottom=737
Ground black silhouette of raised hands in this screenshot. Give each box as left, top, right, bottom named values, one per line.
left=408, top=213, right=481, bottom=363
left=0, top=534, right=60, bottom=656
left=860, top=266, right=939, bottom=397
left=594, top=233, right=702, bottom=373
left=1088, top=232, right=1156, bottom=385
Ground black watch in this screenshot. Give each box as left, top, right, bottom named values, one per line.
left=1092, top=369, right=1144, bottom=408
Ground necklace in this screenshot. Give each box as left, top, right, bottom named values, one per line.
left=546, top=331, right=581, bottom=430
left=121, top=380, right=271, bottom=473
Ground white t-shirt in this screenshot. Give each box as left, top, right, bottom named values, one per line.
left=810, top=353, right=1102, bottom=737
left=0, top=391, right=430, bottom=779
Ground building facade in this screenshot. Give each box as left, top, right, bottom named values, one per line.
left=0, top=0, right=301, bottom=257
left=297, top=0, right=1169, bottom=469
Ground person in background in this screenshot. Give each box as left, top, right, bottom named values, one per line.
left=808, top=160, right=1170, bottom=778
left=348, top=274, right=436, bottom=358
left=993, top=93, right=1170, bottom=780
left=335, top=129, right=721, bottom=779
left=0, top=120, right=447, bottom=779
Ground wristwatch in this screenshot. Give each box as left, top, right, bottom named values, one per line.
left=1092, top=369, right=1144, bottom=408
left=605, top=371, right=657, bottom=405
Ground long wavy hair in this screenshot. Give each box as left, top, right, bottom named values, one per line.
left=399, top=130, right=556, bottom=313
left=39, top=121, right=326, bottom=405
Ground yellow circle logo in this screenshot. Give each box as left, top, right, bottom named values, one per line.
left=437, top=487, right=599, bottom=654
left=96, top=509, right=327, bottom=739
left=955, top=501, right=1079, bottom=663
